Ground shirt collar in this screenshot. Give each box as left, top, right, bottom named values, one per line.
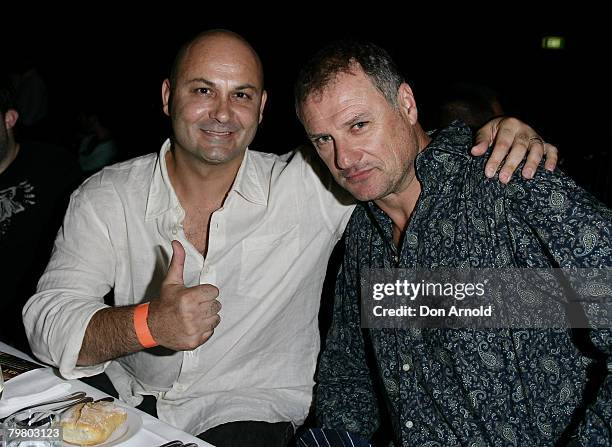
left=145, top=140, right=268, bottom=221
left=145, top=139, right=176, bottom=221
left=413, top=120, right=474, bottom=190
left=417, top=120, right=473, bottom=163
left=365, top=201, right=395, bottom=242
left=363, top=121, right=474, bottom=234
left=231, top=148, right=268, bottom=206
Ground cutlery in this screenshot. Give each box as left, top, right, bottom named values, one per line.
left=1, top=391, right=86, bottom=422
left=17, top=396, right=94, bottom=426
left=23, top=395, right=114, bottom=427
left=157, top=441, right=198, bottom=447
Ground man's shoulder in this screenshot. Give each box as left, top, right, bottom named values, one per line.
left=248, top=145, right=325, bottom=184
left=247, top=147, right=302, bottom=166
left=507, top=164, right=612, bottom=215
left=76, top=152, right=158, bottom=198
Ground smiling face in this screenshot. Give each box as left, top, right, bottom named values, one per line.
left=300, top=65, right=423, bottom=202
left=162, top=32, right=267, bottom=168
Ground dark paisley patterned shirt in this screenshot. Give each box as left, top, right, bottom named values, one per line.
left=315, top=122, right=612, bottom=446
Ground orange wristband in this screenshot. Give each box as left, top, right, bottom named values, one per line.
left=133, top=303, right=158, bottom=348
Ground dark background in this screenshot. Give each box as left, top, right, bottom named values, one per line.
left=6, top=11, right=611, bottom=203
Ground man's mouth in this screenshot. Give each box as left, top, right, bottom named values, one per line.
left=202, top=129, right=233, bottom=137
left=344, top=168, right=373, bottom=183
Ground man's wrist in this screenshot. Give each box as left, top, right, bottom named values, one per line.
left=133, top=303, right=158, bottom=348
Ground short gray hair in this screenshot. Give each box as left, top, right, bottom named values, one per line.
left=294, top=40, right=405, bottom=120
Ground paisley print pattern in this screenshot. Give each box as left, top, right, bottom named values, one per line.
left=315, top=122, right=612, bottom=446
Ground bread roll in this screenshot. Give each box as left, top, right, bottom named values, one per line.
left=61, top=401, right=127, bottom=446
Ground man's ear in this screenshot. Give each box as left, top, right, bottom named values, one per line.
left=162, top=79, right=172, bottom=116
left=4, top=109, right=19, bottom=130
left=258, top=90, right=268, bottom=124
left=397, top=83, right=418, bottom=125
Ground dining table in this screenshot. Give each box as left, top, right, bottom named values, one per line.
left=0, top=341, right=214, bottom=446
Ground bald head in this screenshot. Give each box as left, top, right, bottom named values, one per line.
left=170, top=30, right=264, bottom=92
left=162, top=29, right=268, bottom=170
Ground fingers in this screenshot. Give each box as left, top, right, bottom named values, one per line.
left=176, top=284, right=219, bottom=319
left=470, top=138, right=490, bottom=157
left=543, top=143, right=558, bottom=171
left=475, top=117, right=523, bottom=179
left=492, top=137, right=558, bottom=182
left=184, top=285, right=221, bottom=324
left=496, top=134, right=529, bottom=183
left=195, top=304, right=221, bottom=343
left=201, top=298, right=222, bottom=318
left=487, top=117, right=531, bottom=180
left=198, top=329, right=216, bottom=346
left=474, top=116, right=558, bottom=183
left=471, top=117, right=499, bottom=157
left=164, top=240, right=186, bottom=286
left=183, top=314, right=221, bottom=350
left=203, top=314, right=221, bottom=332
left=175, top=301, right=221, bottom=350
left=194, top=284, right=219, bottom=301
left=521, top=139, right=545, bottom=179
left=483, top=128, right=514, bottom=179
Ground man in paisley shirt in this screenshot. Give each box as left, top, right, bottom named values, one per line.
left=295, top=41, right=611, bottom=446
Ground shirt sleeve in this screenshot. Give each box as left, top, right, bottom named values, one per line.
left=508, top=167, right=612, bottom=445
left=315, top=224, right=381, bottom=439
left=23, top=182, right=114, bottom=379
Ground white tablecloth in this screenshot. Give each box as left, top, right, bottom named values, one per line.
left=0, top=342, right=213, bottom=446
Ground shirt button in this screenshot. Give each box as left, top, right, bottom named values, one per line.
left=402, top=363, right=411, bottom=372
left=172, top=226, right=179, bottom=235
left=204, top=266, right=210, bottom=274
left=405, top=420, right=414, bottom=429
left=175, top=384, right=185, bottom=392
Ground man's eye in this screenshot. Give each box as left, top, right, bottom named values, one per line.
left=352, top=121, right=367, bottom=130
left=195, top=87, right=211, bottom=95
left=235, top=92, right=252, bottom=100
left=315, top=136, right=332, bottom=145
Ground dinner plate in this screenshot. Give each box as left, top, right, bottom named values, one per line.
left=63, top=404, right=142, bottom=447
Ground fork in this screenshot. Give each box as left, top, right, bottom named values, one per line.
left=12, top=395, right=95, bottom=426
left=23, top=396, right=115, bottom=427
left=158, top=441, right=198, bottom=447
left=0, top=391, right=86, bottom=422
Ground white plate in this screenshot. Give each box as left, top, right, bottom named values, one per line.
left=63, top=404, right=142, bottom=447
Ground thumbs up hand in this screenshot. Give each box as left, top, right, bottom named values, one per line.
left=148, top=240, right=221, bottom=351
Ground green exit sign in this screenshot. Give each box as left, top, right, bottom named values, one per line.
left=542, top=36, right=565, bottom=50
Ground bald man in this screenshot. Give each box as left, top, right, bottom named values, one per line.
left=24, top=30, right=556, bottom=446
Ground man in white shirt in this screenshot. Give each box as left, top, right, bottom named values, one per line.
left=23, top=29, right=556, bottom=446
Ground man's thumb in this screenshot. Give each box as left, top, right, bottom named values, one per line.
left=165, top=240, right=186, bottom=285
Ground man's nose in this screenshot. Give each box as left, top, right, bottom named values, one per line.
left=335, top=140, right=361, bottom=170
left=210, top=97, right=232, bottom=123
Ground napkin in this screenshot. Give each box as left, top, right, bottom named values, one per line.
left=0, top=368, right=71, bottom=418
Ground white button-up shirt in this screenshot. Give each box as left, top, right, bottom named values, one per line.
left=24, top=140, right=354, bottom=435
